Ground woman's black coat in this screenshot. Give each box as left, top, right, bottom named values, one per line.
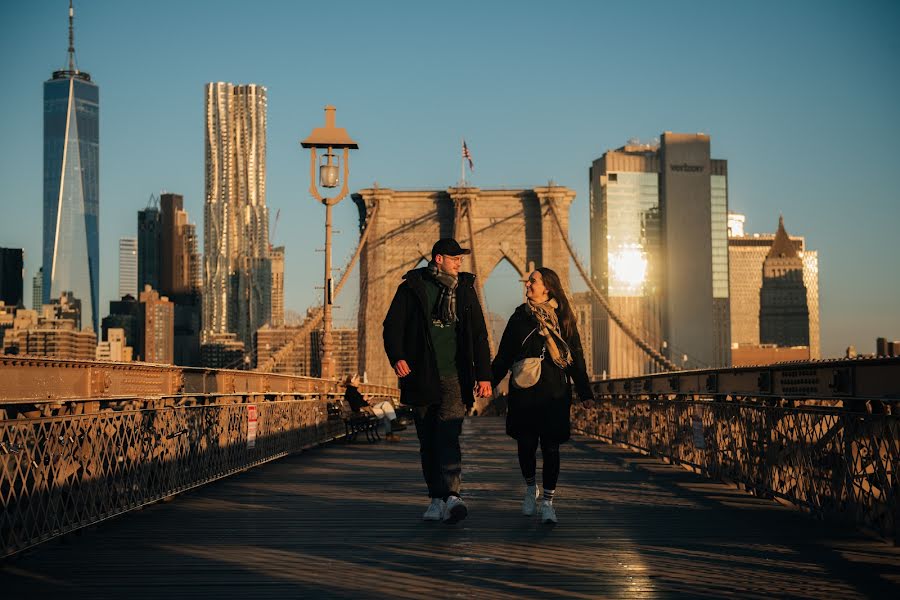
left=491, top=304, right=593, bottom=443
left=383, top=268, right=492, bottom=408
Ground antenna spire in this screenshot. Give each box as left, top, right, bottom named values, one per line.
left=67, top=1, right=77, bottom=72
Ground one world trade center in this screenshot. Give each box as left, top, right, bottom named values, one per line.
left=43, top=1, right=99, bottom=333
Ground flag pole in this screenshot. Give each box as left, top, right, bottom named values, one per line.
left=461, top=137, right=465, bottom=186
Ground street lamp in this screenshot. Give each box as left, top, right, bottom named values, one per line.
left=301, top=106, right=358, bottom=380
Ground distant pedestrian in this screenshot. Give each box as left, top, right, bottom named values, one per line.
left=383, top=238, right=493, bottom=524
left=491, top=267, right=593, bottom=523
left=343, top=375, right=404, bottom=442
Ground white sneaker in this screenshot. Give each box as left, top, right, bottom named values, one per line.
left=443, top=495, right=468, bottom=524
left=522, top=485, right=539, bottom=516
left=540, top=501, right=558, bottom=524
left=423, top=498, right=445, bottom=521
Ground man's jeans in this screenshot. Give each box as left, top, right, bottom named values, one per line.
left=413, top=376, right=466, bottom=499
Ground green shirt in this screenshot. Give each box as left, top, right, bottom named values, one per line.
left=423, top=278, right=458, bottom=377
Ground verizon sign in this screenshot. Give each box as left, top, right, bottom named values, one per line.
left=670, top=163, right=704, bottom=173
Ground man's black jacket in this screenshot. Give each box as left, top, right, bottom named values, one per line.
left=383, top=268, right=492, bottom=407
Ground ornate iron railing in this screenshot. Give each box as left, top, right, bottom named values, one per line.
left=572, top=357, right=900, bottom=544
left=0, top=394, right=340, bottom=558
left=0, top=357, right=400, bottom=558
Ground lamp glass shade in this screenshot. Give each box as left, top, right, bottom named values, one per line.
left=320, top=164, right=340, bottom=188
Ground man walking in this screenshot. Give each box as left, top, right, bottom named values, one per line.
left=383, top=238, right=492, bottom=524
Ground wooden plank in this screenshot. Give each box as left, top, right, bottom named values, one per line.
left=2, top=417, right=898, bottom=599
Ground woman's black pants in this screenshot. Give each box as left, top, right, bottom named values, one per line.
left=516, top=433, right=560, bottom=490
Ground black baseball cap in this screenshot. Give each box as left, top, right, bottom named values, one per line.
left=431, top=238, right=471, bottom=259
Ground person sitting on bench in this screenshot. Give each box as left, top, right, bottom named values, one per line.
left=343, top=375, right=404, bottom=442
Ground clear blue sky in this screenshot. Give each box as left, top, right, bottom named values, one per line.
left=1, top=0, right=898, bottom=359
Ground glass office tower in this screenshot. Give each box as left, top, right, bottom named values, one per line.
left=589, top=145, right=663, bottom=378
left=42, top=6, right=99, bottom=333
left=590, top=134, right=731, bottom=377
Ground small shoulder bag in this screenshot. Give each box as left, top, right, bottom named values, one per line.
left=510, top=328, right=544, bottom=389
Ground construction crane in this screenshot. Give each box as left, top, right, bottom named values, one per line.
left=271, top=208, right=281, bottom=245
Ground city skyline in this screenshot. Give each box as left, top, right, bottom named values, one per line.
left=1, top=1, right=898, bottom=358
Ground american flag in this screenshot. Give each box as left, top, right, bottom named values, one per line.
left=462, top=140, right=474, bottom=171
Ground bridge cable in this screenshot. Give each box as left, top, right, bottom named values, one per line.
left=544, top=199, right=678, bottom=372
left=258, top=203, right=380, bottom=373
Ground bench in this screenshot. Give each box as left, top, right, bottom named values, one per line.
left=327, top=400, right=382, bottom=443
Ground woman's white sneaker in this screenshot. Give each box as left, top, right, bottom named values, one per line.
left=443, top=495, right=468, bottom=524
left=540, top=501, right=558, bottom=524
left=423, top=498, right=445, bottom=521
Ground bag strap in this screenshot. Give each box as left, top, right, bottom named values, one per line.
left=520, top=327, right=545, bottom=360
left=521, top=327, right=538, bottom=346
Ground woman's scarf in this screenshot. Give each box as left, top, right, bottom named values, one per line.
left=525, top=297, right=572, bottom=369
left=427, top=260, right=458, bottom=325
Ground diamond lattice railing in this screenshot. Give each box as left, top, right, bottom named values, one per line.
left=0, top=393, right=358, bottom=557
left=572, top=394, right=898, bottom=542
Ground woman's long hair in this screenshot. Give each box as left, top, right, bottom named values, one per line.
left=535, top=267, right=577, bottom=341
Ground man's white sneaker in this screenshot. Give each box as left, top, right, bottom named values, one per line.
left=540, top=501, right=558, bottom=524
left=443, top=495, right=468, bottom=524
left=522, top=485, right=539, bottom=516
left=423, top=498, right=445, bottom=521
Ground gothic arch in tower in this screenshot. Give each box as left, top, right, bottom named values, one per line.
left=351, top=185, right=576, bottom=386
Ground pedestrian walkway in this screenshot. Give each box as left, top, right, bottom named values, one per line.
left=2, top=417, right=898, bottom=598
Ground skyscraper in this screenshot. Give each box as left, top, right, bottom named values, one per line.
left=42, top=3, right=99, bottom=333
left=139, top=193, right=203, bottom=366
left=204, top=82, right=271, bottom=347
left=728, top=214, right=820, bottom=359
left=32, top=268, right=43, bottom=310
left=118, top=237, right=137, bottom=299
left=589, top=133, right=730, bottom=376
left=0, top=248, right=24, bottom=307
left=589, top=143, right=663, bottom=377
left=270, top=245, right=285, bottom=328
left=760, top=217, right=810, bottom=348
left=160, top=193, right=192, bottom=295
left=660, top=133, right=730, bottom=369
left=137, top=204, right=161, bottom=292
left=184, top=222, right=202, bottom=292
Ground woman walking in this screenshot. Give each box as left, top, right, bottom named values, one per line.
left=491, top=268, right=593, bottom=523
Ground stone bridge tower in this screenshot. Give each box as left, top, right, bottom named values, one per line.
left=351, top=185, right=576, bottom=386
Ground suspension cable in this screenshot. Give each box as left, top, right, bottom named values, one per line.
left=258, top=203, right=380, bottom=373
left=544, top=199, right=677, bottom=371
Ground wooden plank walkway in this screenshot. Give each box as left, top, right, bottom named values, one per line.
left=2, top=417, right=899, bottom=599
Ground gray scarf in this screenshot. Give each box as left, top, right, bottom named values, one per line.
left=427, top=260, right=458, bottom=325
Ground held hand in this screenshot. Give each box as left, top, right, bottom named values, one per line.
left=474, top=381, right=492, bottom=398
left=393, top=360, right=411, bottom=378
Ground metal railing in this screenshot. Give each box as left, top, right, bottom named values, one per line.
left=0, top=357, right=400, bottom=558
left=572, top=356, right=900, bottom=543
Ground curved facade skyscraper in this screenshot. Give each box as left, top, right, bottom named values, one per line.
left=203, top=82, right=271, bottom=347
left=42, top=3, right=99, bottom=333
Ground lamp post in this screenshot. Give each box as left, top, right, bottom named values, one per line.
left=301, top=106, right=358, bottom=380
